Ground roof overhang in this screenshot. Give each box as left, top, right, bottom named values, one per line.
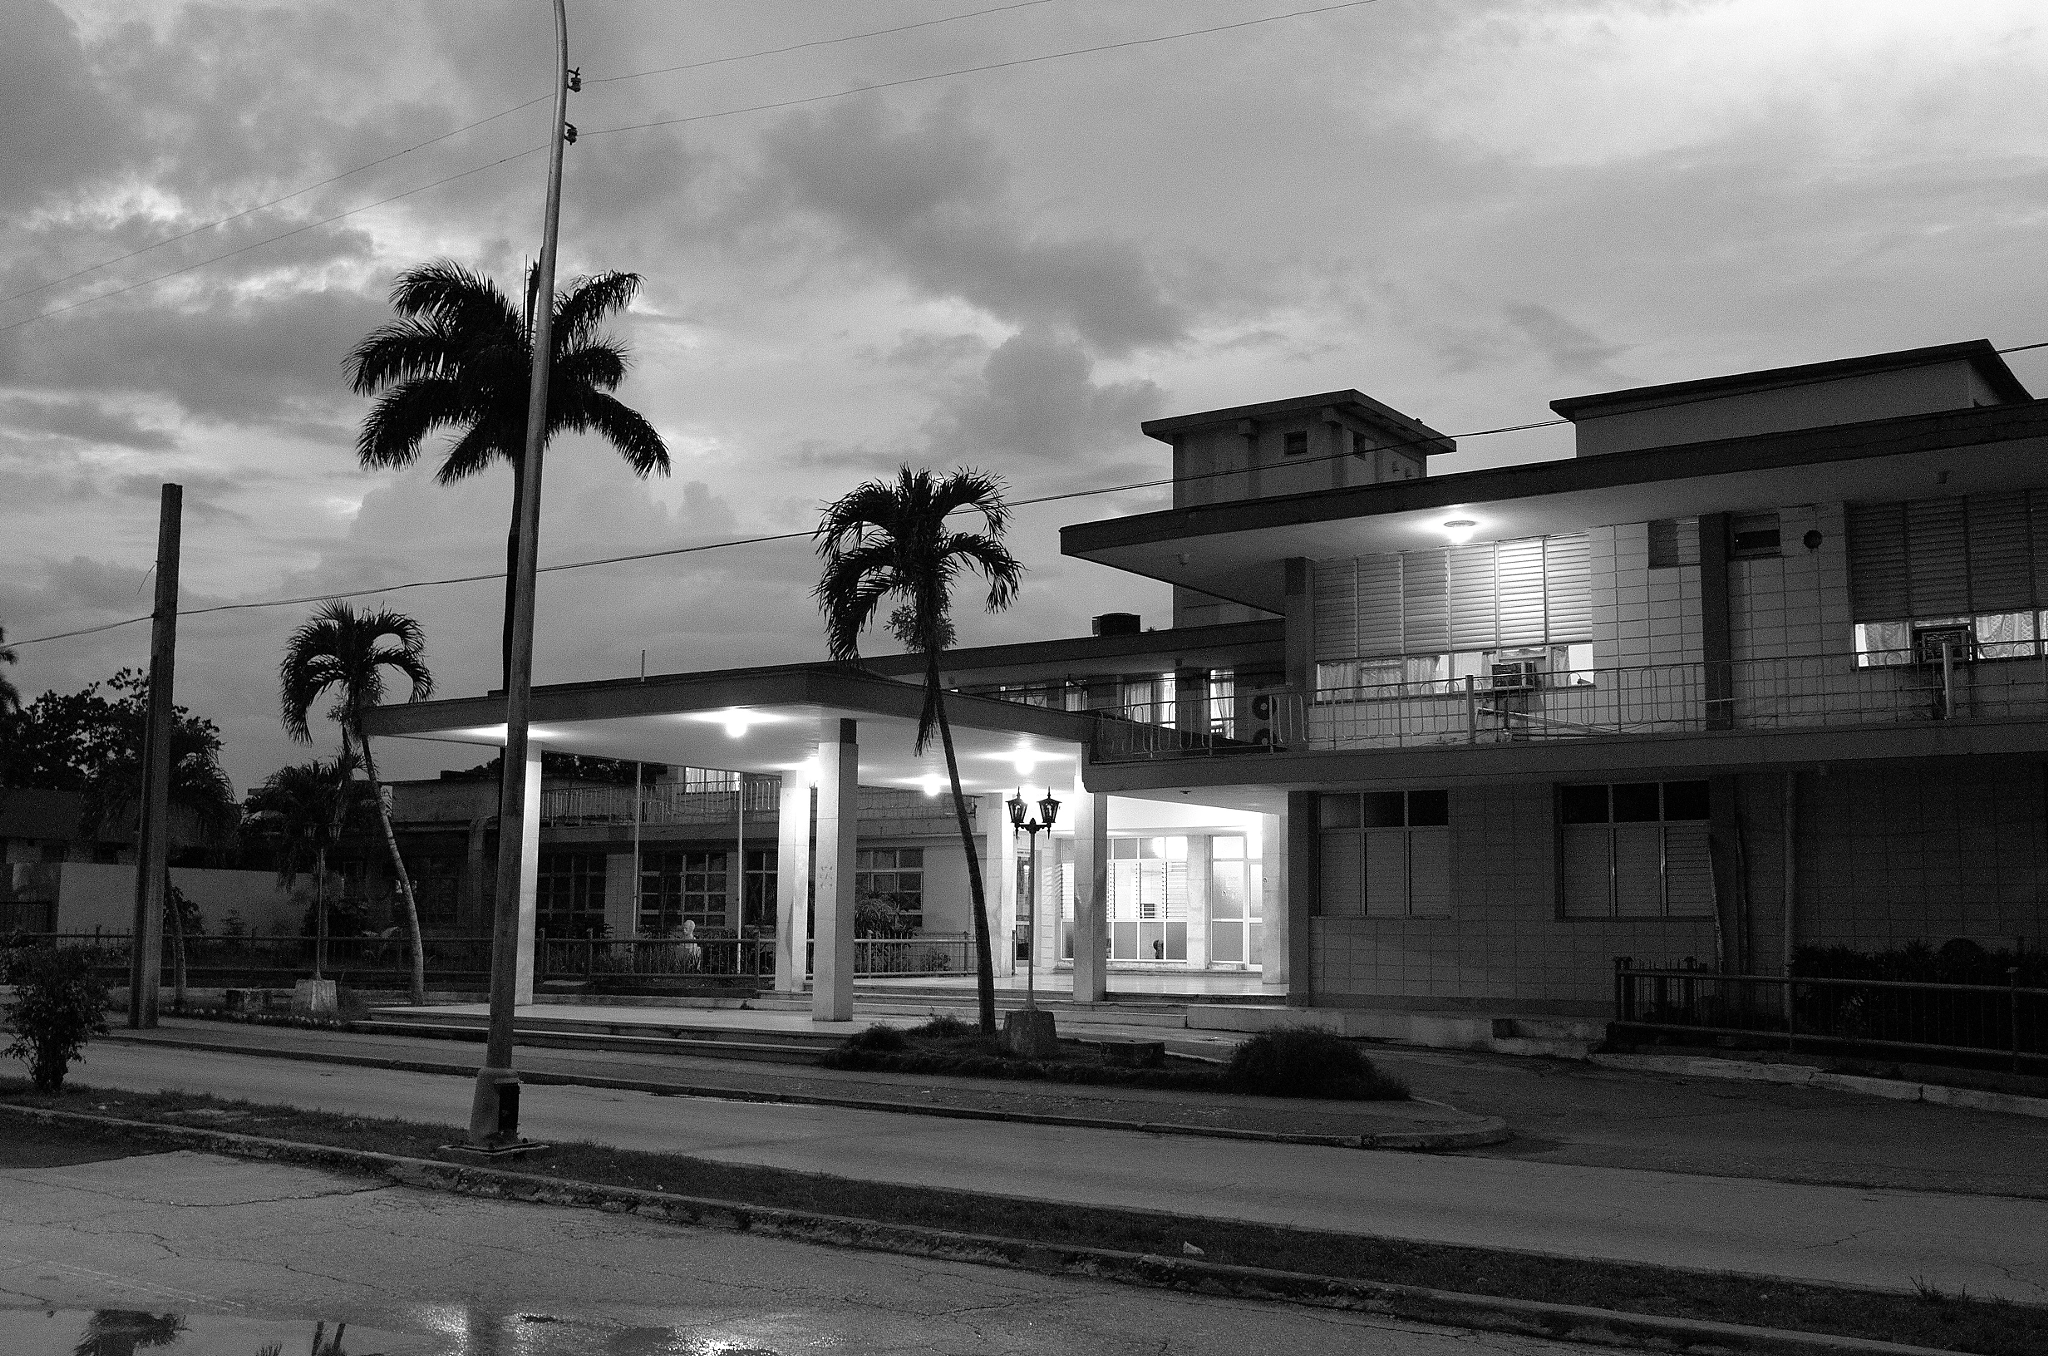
left=1062, top=401, right=2048, bottom=613
left=360, top=663, right=1094, bottom=797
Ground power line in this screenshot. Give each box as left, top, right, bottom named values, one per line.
left=582, top=0, right=1386, bottom=137
left=588, top=0, right=1060, bottom=86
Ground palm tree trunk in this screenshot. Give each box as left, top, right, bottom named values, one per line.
left=354, top=727, right=428, bottom=1005
left=929, top=656, right=998, bottom=1035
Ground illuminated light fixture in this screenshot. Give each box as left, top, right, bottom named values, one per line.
left=919, top=774, right=943, bottom=798
left=686, top=707, right=782, bottom=739
left=1441, top=518, right=1478, bottom=545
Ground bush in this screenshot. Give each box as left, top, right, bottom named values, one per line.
left=845, top=1023, right=906, bottom=1053
left=1224, top=1027, right=1408, bottom=1101
left=3, top=944, right=113, bottom=1093
left=912, top=1013, right=973, bottom=1039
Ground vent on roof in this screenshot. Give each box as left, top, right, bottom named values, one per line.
left=1092, top=613, right=1141, bottom=637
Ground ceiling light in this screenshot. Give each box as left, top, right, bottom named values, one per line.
left=919, top=774, right=943, bottom=798
left=1441, top=519, right=1478, bottom=545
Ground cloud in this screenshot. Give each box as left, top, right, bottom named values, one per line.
left=0, top=396, right=177, bottom=450
left=755, top=97, right=1189, bottom=357
left=1501, top=302, right=1632, bottom=386
left=923, top=329, right=1163, bottom=467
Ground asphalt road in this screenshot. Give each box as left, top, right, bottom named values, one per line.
left=0, top=1148, right=1657, bottom=1356
left=54, top=1041, right=2048, bottom=1301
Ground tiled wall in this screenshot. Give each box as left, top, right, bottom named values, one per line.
left=1588, top=522, right=1703, bottom=673
left=1310, top=782, right=1716, bottom=1013
left=1728, top=504, right=1853, bottom=662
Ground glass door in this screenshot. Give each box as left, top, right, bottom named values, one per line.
left=1207, top=835, right=1263, bottom=967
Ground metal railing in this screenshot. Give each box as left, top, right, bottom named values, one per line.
left=808, top=934, right=973, bottom=976
left=538, top=782, right=974, bottom=830
left=1092, top=648, right=2048, bottom=760
left=540, top=934, right=773, bottom=980
left=1613, top=959, right=2048, bottom=1071
left=4, top=932, right=494, bottom=984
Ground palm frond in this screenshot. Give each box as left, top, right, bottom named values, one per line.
left=556, top=389, right=670, bottom=476
left=355, top=377, right=465, bottom=469
left=552, top=270, right=640, bottom=350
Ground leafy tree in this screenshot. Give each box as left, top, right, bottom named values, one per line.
left=0, top=624, right=18, bottom=715
left=281, top=602, right=432, bottom=1004
left=815, top=467, right=1023, bottom=1035
left=3, top=943, right=111, bottom=1093
left=345, top=260, right=669, bottom=684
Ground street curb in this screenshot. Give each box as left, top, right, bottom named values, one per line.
left=0, top=1103, right=1978, bottom=1356
left=98, top=1030, right=1509, bottom=1150
left=1590, top=1053, right=2048, bottom=1120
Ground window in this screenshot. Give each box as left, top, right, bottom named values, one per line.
left=1207, top=834, right=1264, bottom=966
left=1283, top=429, right=1308, bottom=457
left=640, top=850, right=727, bottom=934
left=742, top=849, right=776, bottom=930
left=1730, top=513, right=1780, bottom=559
left=1855, top=611, right=2047, bottom=666
left=1848, top=492, right=2048, bottom=632
left=1648, top=518, right=1700, bottom=569
left=1315, top=644, right=1597, bottom=699
left=1109, top=836, right=1188, bottom=959
left=1319, top=790, right=1451, bottom=919
left=537, top=851, right=607, bottom=937
left=410, top=854, right=462, bottom=929
left=684, top=767, right=739, bottom=793
left=855, top=847, right=923, bottom=929
left=1559, top=782, right=1712, bottom=919
left=1208, top=670, right=1236, bottom=738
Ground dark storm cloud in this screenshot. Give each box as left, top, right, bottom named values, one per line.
left=0, top=397, right=177, bottom=450
left=924, top=330, right=1162, bottom=466
left=756, top=98, right=1188, bottom=357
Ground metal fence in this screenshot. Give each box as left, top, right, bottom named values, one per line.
left=541, top=935, right=773, bottom=981
left=1613, top=959, right=2048, bottom=1071
left=1091, top=649, right=2048, bottom=761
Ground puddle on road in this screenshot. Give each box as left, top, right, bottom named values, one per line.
left=1, top=1306, right=795, bottom=1355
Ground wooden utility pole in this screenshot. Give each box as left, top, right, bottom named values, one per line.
left=127, top=483, right=182, bottom=1028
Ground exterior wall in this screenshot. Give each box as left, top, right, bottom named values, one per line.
left=1590, top=522, right=1702, bottom=673
left=1311, top=782, right=1716, bottom=1013
left=1728, top=503, right=1852, bottom=663
left=54, top=863, right=308, bottom=936
left=1172, top=414, right=1425, bottom=510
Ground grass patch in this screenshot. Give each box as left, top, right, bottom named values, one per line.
left=6, top=1077, right=2037, bottom=1355
left=822, top=1019, right=1409, bottom=1100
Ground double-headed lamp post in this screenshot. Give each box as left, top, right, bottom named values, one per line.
left=1006, top=786, right=1060, bottom=1010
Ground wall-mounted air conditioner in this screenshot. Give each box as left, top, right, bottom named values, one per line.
left=1912, top=625, right=1973, bottom=667
left=1490, top=661, right=1540, bottom=691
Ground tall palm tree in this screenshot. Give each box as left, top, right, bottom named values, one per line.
left=815, top=468, right=1023, bottom=1035
left=345, top=260, right=669, bottom=685
left=281, top=602, right=433, bottom=1004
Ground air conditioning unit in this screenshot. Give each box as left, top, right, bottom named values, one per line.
left=1490, top=661, right=1540, bottom=691
left=1913, top=625, right=1973, bottom=667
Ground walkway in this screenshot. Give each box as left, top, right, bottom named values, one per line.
left=58, top=1039, right=2048, bottom=1301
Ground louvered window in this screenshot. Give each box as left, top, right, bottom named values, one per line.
left=1319, top=790, right=1452, bottom=919
left=1311, top=533, right=1592, bottom=666
left=1558, top=781, right=1712, bottom=919
left=1848, top=491, right=2048, bottom=622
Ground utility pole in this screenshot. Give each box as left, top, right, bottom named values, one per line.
left=127, top=483, right=182, bottom=1029
left=467, top=0, right=574, bottom=1154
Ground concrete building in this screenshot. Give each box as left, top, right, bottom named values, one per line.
left=363, top=339, right=2048, bottom=1020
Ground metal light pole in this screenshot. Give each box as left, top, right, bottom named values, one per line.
left=1006, top=787, right=1060, bottom=1011
left=466, top=0, right=575, bottom=1154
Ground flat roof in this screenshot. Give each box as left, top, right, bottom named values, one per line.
left=1140, top=389, right=1456, bottom=458
left=1551, top=339, right=2031, bottom=420
left=857, top=618, right=1284, bottom=682
left=1063, top=400, right=2048, bottom=612
left=361, top=661, right=1093, bottom=795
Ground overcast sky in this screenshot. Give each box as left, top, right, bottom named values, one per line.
left=5, top=0, right=2047, bottom=791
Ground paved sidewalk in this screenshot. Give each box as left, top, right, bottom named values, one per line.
left=104, top=1018, right=1496, bottom=1146
left=52, top=1039, right=2048, bottom=1302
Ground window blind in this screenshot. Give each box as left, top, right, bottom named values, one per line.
left=1494, top=537, right=1547, bottom=647
left=1448, top=544, right=1498, bottom=650
left=1312, top=533, right=1593, bottom=662
left=1847, top=491, right=2047, bottom=623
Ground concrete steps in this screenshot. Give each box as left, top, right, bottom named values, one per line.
left=361, top=1009, right=842, bottom=1065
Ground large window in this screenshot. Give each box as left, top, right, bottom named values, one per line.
left=640, top=850, right=727, bottom=934
left=1559, top=781, right=1712, bottom=919
left=537, top=850, right=607, bottom=937
left=1110, top=836, right=1188, bottom=959
left=409, top=854, right=462, bottom=930
left=742, top=849, right=776, bottom=931
left=1848, top=492, right=2048, bottom=665
left=1317, top=643, right=1596, bottom=698
left=855, top=847, right=923, bottom=929
left=1208, top=834, right=1264, bottom=965
left=1319, top=790, right=1451, bottom=919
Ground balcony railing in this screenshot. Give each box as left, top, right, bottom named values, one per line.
left=1091, top=649, right=2048, bottom=760
left=539, top=782, right=974, bottom=831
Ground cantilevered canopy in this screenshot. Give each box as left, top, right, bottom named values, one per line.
left=358, top=661, right=1090, bottom=794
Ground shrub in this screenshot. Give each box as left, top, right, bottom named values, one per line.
left=846, top=1023, right=906, bottom=1053
left=913, top=1013, right=973, bottom=1039
left=1224, top=1026, right=1408, bottom=1101
left=2, top=944, right=113, bottom=1093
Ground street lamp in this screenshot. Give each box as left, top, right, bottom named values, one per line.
left=1006, top=786, right=1060, bottom=1010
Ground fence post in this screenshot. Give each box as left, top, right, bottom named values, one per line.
left=1613, top=956, right=1628, bottom=1020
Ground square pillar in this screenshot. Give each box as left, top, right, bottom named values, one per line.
left=1069, top=769, right=1109, bottom=1003
left=978, top=793, right=1015, bottom=976
left=1258, top=812, right=1287, bottom=991
left=512, top=747, right=542, bottom=1003
left=775, top=767, right=813, bottom=994
left=1186, top=833, right=1212, bottom=970
left=1277, top=797, right=1317, bottom=1004
left=602, top=851, right=637, bottom=940
left=812, top=720, right=858, bottom=1021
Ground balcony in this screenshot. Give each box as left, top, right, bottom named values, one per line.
left=538, top=782, right=974, bottom=834
left=1090, top=650, right=2048, bottom=761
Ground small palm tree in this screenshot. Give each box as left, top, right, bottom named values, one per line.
left=346, top=260, right=669, bottom=685
left=815, top=468, right=1023, bottom=1035
left=0, top=625, right=20, bottom=714
left=281, top=602, right=432, bottom=1003
left=245, top=755, right=371, bottom=981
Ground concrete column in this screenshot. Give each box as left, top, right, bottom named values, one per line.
left=511, top=747, right=542, bottom=1003
left=1186, top=833, right=1212, bottom=969
left=775, top=767, right=813, bottom=993
left=1069, top=769, right=1109, bottom=1002
left=1173, top=666, right=1208, bottom=736
left=602, top=851, right=637, bottom=940
left=1257, top=812, right=1287, bottom=991
left=812, top=720, right=858, bottom=1021
left=1283, top=558, right=1314, bottom=692
left=1278, top=796, right=1316, bottom=1004
left=978, top=793, right=1015, bottom=977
